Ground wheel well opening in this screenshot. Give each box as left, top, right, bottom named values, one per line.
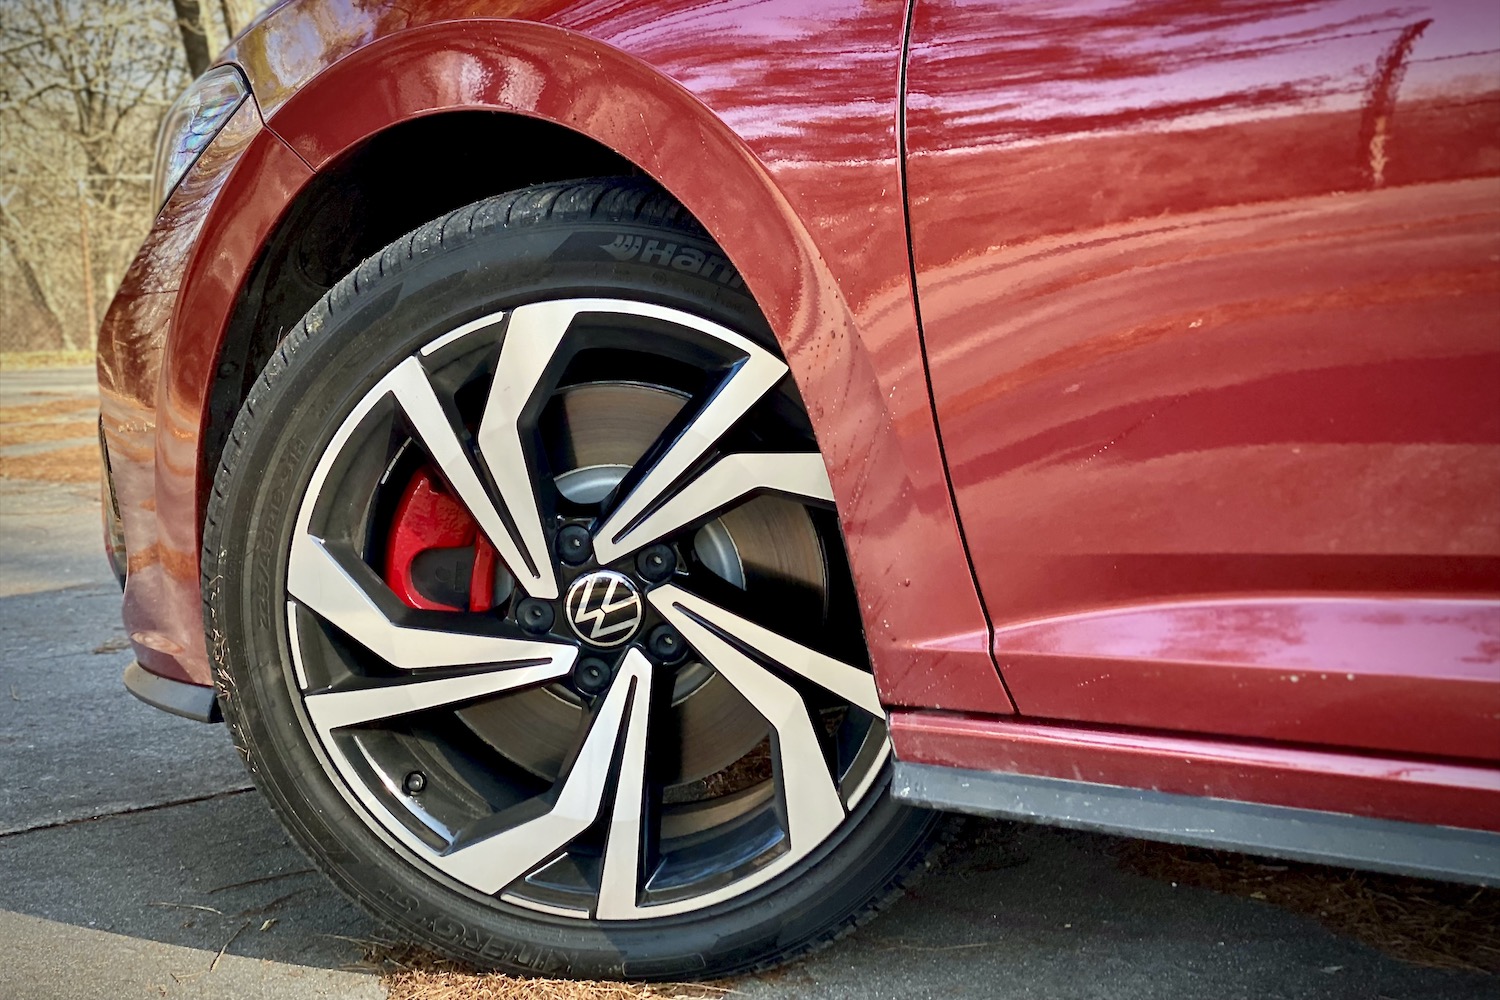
left=201, top=110, right=641, bottom=515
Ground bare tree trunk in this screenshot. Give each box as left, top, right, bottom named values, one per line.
left=1, top=229, right=69, bottom=350
left=2, top=0, right=188, bottom=352
left=172, top=0, right=212, bottom=77
left=76, top=181, right=97, bottom=345
left=218, top=0, right=259, bottom=36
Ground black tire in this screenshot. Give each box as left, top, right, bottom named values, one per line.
left=202, top=177, right=949, bottom=979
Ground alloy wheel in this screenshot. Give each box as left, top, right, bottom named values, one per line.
left=283, top=297, right=890, bottom=919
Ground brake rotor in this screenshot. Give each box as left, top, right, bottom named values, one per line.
left=383, top=381, right=827, bottom=787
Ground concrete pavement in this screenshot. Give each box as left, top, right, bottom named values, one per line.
left=1, top=367, right=384, bottom=999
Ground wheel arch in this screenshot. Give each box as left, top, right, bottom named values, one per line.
left=199, top=109, right=641, bottom=510
left=200, top=19, right=858, bottom=543
left=176, top=15, right=1010, bottom=714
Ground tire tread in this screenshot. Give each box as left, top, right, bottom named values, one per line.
left=200, top=176, right=951, bottom=980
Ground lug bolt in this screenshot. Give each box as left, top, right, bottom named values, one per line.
left=556, top=524, right=592, bottom=566
left=573, top=657, right=612, bottom=696
left=403, top=771, right=426, bottom=795
left=636, top=544, right=676, bottom=583
left=647, top=624, right=687, bottom=663
left=515, top=597, right=555, bottom=634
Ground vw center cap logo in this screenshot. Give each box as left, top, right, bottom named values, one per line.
left=565, top=570, right=644, bottom=648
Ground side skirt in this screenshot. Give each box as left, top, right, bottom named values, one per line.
left=124, top=661, right=221, bottom=723
left=892, top=762, right=1500, bottom=887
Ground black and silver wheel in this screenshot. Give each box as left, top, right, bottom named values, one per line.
left=205, top=179, right=946, bottom=978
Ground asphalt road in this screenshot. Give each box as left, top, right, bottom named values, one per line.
left=0, top=367, right=1492, bottom=999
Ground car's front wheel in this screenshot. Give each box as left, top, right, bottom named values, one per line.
left=203, top=178, right=947, bottom=979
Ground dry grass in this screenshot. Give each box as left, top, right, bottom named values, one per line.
left=0, top=399, right=97, bottom=422
left=0, top=444, right=100, bottom=483
left=0, top=350, right=96, bottom=370
left=1119, top=840, right=1500, bottom=974
left=370, top=944, right=732, bottom=1000
left=0, top=398, right=101, bottom=483
left=0, top=418, right=96, bottom=447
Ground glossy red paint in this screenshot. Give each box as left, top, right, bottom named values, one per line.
left=98, top=96, right=314, bottom=685
left=110, top=0, right=1009, bottom=711
left=889, top=711, right=1500, bottom=833
left=906, top=0, right=1500, bottom=752
left=97, top=0, right=1500, bottom=841
left=992, top=597, right=1500, bottom=761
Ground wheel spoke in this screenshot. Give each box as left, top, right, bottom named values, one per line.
left=649, top=585, right=853, bottom=851
left=434, top=657, right=645, bottom=894
left=285, top=295, right=894, bottom=920
left=476, top=301, right=577, bottom=600
left=592, top=339, right=787, bottom=565
left=595, top=452, right=833, bottom=561
left=288, top=533, right=572, bottom=671
left=304, top=660, right=570, bottom=732
left=386, top=355, right=559, bottom=599
left=596, top=650, right=655, bottom=919
left=648, top=584, right=884, bottom=718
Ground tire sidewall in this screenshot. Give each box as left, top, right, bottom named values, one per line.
left=210, top=204, right=939, bottom=979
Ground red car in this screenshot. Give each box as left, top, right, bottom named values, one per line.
left=99, top=0, right=1500, bottom=979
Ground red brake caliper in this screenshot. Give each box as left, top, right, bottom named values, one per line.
left=383, top=467, right=500, bottom=612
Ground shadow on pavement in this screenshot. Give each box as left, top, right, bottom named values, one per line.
left=0, top=789, right=379, bottom=972
left=732, top=821, right=1497, bottom=1000
left=0, top=554, right=383, bottom=995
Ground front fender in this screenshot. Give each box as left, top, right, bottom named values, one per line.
left=195, top=5, right=1011, bottom=713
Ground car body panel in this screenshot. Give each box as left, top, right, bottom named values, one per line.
left=992, top=597, right=1500, bottom=761
left=98, top=0, right=1500, bottom=858
left=889, top=710, right=1500, bottom=832
left=97, top=97, right=314, bottom=685
left=104, top=1, right=1012, bottom=711
left=905, top=0, right=1500, bottom=757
